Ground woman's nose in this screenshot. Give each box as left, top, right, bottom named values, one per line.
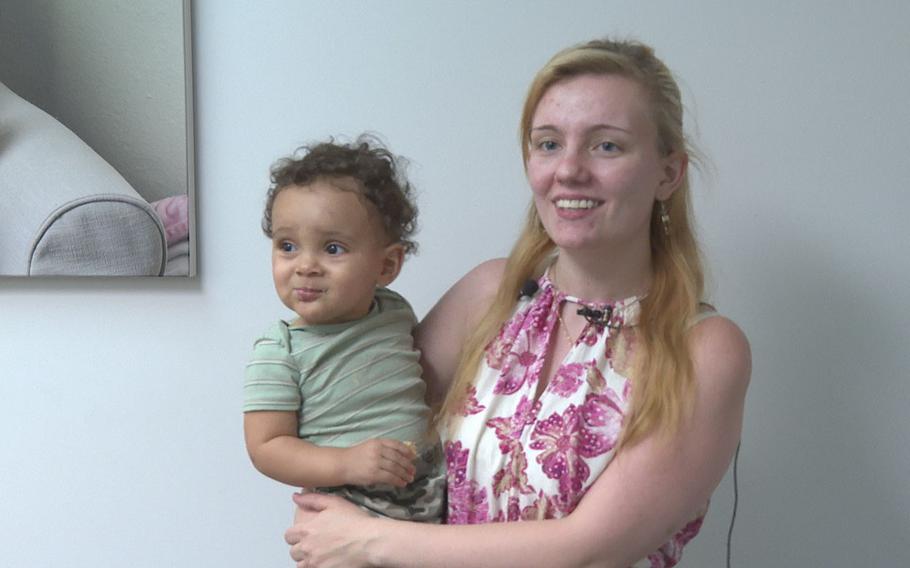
left=555, top=146, right=590, bottom=185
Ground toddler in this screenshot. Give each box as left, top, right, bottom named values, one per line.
left=243, top=136, right=443, bottom=522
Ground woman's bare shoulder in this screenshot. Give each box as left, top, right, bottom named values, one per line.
left=689, top=315, right=752, bottom=395
left=426, top=258, right=506, bottom=320
left=456, top=257, right=508, bottom=300
left=415, top=258, right=507, bottom=402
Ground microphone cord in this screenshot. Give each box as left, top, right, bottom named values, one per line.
left=726, top=440, right=741, bottom=568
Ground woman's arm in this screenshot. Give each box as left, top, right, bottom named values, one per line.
left=287, top=315, right=751, bottom=568
left=244, top=411, right=416, bottom=488
left=414, top=259, right=505, bottom=407
left=555, top=315, right=751, bottom=565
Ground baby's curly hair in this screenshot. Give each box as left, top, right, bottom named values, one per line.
left=263, top=134, right=418, bottom=254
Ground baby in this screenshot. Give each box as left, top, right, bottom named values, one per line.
left=243, top=136, right=443, bottom=522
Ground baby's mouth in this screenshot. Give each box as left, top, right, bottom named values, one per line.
left=294, top=288, right=324, bottom=301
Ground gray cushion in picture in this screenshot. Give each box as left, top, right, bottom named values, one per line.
left=29, top=195, right=166, bottom=276
left=1, top=81, right=167, bottom=276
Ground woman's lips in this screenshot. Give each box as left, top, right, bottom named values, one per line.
left=553, top=197, right=603, bottom=219
left=554, top=198, right=601, bottom=209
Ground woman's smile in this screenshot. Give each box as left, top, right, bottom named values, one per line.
left=554, top=198, right=602, bottom=210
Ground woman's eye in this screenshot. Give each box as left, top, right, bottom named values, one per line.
left=325, top=243, right=346, bottom=255
left=537, top=140, right=559, bottom=152
left=597, top=141, right=619, bottom=152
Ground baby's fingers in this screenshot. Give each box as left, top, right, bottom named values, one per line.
left=378, top=440, right=417, bottom=484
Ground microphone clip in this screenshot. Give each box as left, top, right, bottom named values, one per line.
left=576, top=306, right=621, bottom=330
left=518, top=279, right=540, bottom=300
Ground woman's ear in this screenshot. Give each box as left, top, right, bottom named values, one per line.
left=376, top=243, right=405, bottom=287
left=657, top=151, right=688, bottom=201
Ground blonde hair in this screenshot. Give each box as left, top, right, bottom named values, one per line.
left=438, top=38, right=705, bottom=447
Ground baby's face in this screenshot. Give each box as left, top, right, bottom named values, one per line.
left=270, top=180, right=398, bottom=327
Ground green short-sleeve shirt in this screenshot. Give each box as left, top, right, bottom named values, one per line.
left=244, top=288, right=430, bottom=448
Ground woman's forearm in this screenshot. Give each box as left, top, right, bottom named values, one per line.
left=368, top=516, right=620, bottom=568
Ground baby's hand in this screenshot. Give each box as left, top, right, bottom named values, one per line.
left=340, top=438, right=417, bottom=488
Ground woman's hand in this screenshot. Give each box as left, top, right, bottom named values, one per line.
left=285, top=492, right=379, bottom=568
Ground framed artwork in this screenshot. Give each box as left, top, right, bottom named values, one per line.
left=0, top=0, right=195, bottom=276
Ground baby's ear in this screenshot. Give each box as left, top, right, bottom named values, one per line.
left=377, top=243, right=405, bottom=287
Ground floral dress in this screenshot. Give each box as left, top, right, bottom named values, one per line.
left=442, top=273, right=706, bottom=568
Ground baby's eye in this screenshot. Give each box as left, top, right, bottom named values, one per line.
left=325, top=243, right=347, bottom=255
left=278, top=241, right=296, bottom=253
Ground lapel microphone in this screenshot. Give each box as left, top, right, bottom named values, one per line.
left=519, top=279, right=622, bottom=330
left=518, top=279, right=540, bottom=299
left=577, top=306, right=621, bottom=330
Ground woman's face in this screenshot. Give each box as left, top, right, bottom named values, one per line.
left=526, top=73, right=681, bottom=254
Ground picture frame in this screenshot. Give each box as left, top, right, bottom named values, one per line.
left=0, top=0, right=196, bottom=277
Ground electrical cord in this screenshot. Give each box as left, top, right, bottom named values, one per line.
left=726, top=440, right=741, bottom=568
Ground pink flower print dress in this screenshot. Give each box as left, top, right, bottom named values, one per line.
left=442, top=273, right=707, bottom=568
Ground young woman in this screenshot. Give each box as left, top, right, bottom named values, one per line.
left=285, top=37, right=751, bottom=568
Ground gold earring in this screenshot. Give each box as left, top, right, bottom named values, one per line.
left=659, top=201, right=671, bottom=236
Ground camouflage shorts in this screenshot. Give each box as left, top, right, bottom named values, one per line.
left=319, top=442, right=446, bottom=523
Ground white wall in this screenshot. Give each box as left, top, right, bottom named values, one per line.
left=1, top=1, right=908, bottom=566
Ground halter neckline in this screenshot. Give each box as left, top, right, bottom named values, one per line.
left=536, top=270, right=644, bottom=329
left=540, top=269, right=645, bottom=309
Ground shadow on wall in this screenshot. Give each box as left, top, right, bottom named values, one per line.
left=0, top=0, right=56, bottom=115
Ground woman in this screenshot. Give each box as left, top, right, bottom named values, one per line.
left=285, top=37, right=750, bottom=568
